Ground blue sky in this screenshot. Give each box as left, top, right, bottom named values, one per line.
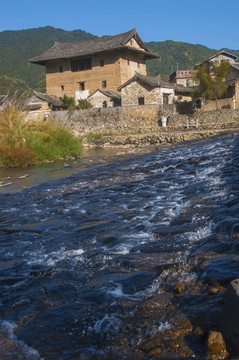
left=1, top=0, right=238, bottom=50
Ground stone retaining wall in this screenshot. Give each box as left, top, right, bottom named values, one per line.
left=50, top=105, right=239, bottom=135
left=202, top=98, right=233, bottom=111
left=83, top=129, right=238, bottom=149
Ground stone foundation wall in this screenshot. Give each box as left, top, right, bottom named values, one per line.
left=202, top=98, right=233, bottom=111
left=50, top=105, right=239, bottom=135
left=51, top=105, right=161, bottom=135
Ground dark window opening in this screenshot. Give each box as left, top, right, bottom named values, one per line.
left=103, top=101, right=107, bottom=108
left=59, top=66, right=63, bottom=73
left=138, top=97, right=144, bottom=105
left=71, top=58, right=92, bottom=72
left=163, top=94, right=169, bottom=105
left=100, top=60, right=104, bottom=67
left=60, top=85, right=64, bottom=91
left=102, top=80, right=107, bottom=88
left=196, top=99, right=201, bottom=109
left=79, top=82, right=85, bottom=90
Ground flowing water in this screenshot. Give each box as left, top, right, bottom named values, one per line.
left=0, top=133, right=239, bottom=359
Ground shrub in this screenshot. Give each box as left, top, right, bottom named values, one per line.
left=0, top=107, right=83, bottom=167
left=23, top=119, right=83, bottom=162
left=0, top=144, right=37, bottom=167
left=59, top=94, right=76, bottom=111
left=60, top=95, right=93, bottom=111
left=221, top=104, right=231, bottom=109
left=77, top=99, right=93, bottom=109
left=0, top=106, right=27, bottom=146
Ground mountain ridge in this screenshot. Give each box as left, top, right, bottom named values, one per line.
left=0, top=26, right=238, bottom=94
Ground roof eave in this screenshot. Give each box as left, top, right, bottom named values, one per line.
left=29, top=44, right=160, bottom=65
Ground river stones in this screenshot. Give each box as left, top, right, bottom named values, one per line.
left=207, top=331, right=228, bottom=359
left=215, top=216, right=239, bottom=236
left=199, top=255, right=239, bottom=286
left=220, top=279, right=239, bottom=354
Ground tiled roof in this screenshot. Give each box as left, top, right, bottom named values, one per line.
left=196, top=51, right=238, bottom=68
left=33, top=91, right=64, bottom=106
left=225, top=64, right=239, bottom=86
left=88, top=89, right=120, bottom=99
left=118, top=73, right=196, bottom=95
left=25, top=91, right=64, bottom=109
left=118, top=73, right=175, bottom=91
left=29, top=29, right=160, bottom=65
left=208, top=51, right=238, bottom=61
left=175, top=84, right=197, bottom=94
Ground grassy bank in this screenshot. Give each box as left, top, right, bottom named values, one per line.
left=0, top=107, right=83, bottom=167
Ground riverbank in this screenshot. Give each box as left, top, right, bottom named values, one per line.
left=83, top=127, right=239, bottom=150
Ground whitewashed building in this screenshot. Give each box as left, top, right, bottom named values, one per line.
left=88, top=89, right=121, bottom=108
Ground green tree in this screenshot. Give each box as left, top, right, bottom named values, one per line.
left=60, top=95, right=93, bottom=111
left=193, top=59, right=230, bottom=109
left=60, top=94, right=76, bottom=111
left=77, top=99, right=93, bottom=109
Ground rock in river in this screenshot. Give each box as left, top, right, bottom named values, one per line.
left=220, top=279, right=239, bottom=354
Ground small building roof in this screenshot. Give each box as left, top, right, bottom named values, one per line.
left=195, top=51, right=238, bottom=68
left=88, top=89, right=121, bottom=100
left=118, top=73, right=175, bottom=91
left=25, top=91, right=64, bottom=110
left=118, top=73, right=195, bottom=96
left=225, top=64, right=239, bottom=86
left=29, top=28, right=160, bottom=65
left=208, top=51, right=238, bottom=62
left=175, top=84, right=197, bottom=94
left=33, top=91, right=64, bottom=107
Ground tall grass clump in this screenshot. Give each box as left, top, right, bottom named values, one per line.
left=0, top=107, right=83, bottom=167
left=0, top=107, right=36, bottom=167
left=24, top=119, right=83, bottom=162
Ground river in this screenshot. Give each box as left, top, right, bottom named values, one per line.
left=0, top=133, right=239, bottom=359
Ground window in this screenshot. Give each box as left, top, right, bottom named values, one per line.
left=163, top=94, right=169, bottom=105
left=186, top=79, right=194, bottom=87
left=103, top=101, right=107, bottom=108
left=59, top=66, right=63, bottom=73
left=102, top=80, right=107, bottom=88
left=71, top=58, right=92, bottom=72
left=100, top=60, right=104, bottom=67
left=60, top=85, right=64, bottom=91
left=79, top=82, right=85, bottom=90
left=138, top=97, right=144, bottom=105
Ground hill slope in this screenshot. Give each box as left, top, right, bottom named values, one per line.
left=0, top=26, right=97, bottom=93
left=0, top=26, right=238, bottom=93
left=147, top=41, right=239, bottom=79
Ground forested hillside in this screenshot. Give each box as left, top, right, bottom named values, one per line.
left=0, top=26, right=238, bottom=94
left=0, top=26, right=97, bottom=94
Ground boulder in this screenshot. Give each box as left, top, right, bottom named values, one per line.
left=220, top=279, right=239, bottom=354
left=207, top=331, right=228, bottom=359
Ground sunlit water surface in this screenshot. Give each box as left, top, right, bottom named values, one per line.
left=0, top=134, right=239, bottom=359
